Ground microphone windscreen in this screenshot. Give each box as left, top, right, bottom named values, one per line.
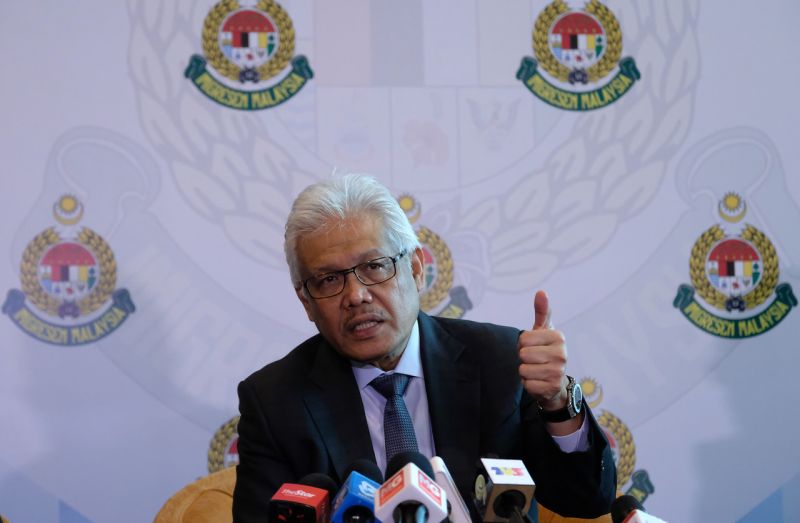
left=375, top=457, right=448, bottom=523
left=299, top=472, right=339, bottom=498
left=386, top=450, right=435, bottom=479
left=611, top=495, right=644, bottom=523
left=343, top=458, right=384, bottom=484
left=331, top=463, right=382, bottom=523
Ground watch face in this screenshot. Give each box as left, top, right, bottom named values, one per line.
left=573, top=382, right=583, bottom=412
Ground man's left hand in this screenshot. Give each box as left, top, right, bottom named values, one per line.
left=518, top=290, right=569, bottom=411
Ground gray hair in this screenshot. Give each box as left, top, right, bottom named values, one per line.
left=284, top=174, right=421, bottom=284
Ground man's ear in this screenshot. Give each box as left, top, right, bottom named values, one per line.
left=410, top=247, right=425, bottom=292
left=295, top=286, right=315, bottom=322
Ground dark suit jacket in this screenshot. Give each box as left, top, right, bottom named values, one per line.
left=232, top=312, right=616, bottom=521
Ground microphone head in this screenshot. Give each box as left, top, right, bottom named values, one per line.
left=269, top=474, right=337, bottom=523
left=472, top=458, right=535, bottom=522
left=611, top=495, right=645, bottom=523
left=343, top=458, right=384, bottom=484
left=375, top=453, right=448, bottom=523
left=332, top=461, right=382, bottom=523
left=386, top=450, right=435, bottom=478
left=300, top=472, right=339, bottom=497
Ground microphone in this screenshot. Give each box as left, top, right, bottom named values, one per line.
left=611, top=495, right=667, bottom=523
left=472, top=458, right=535, bottom=523
left=429, top=456, right=471, bottom=523
left=374, top=451, right=448, bottom=523
left=268, top=473, right=338, bottom=522
left=331, top=459, right=384, bottom=523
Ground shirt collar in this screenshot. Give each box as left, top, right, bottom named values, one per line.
left=351, top=320, right=422, bottom=389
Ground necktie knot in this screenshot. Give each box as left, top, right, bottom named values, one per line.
left=370, top=372, right=411, bottom=399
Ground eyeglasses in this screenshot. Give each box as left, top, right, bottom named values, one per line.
left=301, top=251, right=407, bottom=299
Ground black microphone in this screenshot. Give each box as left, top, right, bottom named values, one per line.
left=331, top=459, right=384, bottom=523
left=611, top=495, right=643, bottom=523
left=374, top=451, right=448, bottom=523
left=268, top=472, right=338, bottom=522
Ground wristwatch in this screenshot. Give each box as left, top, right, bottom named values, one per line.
left=537, top=375, right=583, bottom=423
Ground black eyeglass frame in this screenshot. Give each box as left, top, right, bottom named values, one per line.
left=299, top=250, right=408, bottom=299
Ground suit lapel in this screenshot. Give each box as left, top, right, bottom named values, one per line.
left=418, top=313, right=480, bottom=463
left=303, top=339, right=376, bottom=482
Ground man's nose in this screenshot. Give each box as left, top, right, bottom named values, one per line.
left=342, top=271, right=373, bottom=305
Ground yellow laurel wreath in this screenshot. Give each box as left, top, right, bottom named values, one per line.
left=533, top=0, right=570, bottom=82
left=741, top=225, right=778, bottom=309
left=202, top=0, right=295, bottom=83
left=417, top=227, right=454, bottom=312
left=598, top=410, right=635, bottom=488
left=689, top=225, right=726, bottom=309
left=208, top=415, right=240, bottom=473
left=585, top=0, right=622, bottom=82
left=690, top=224, right=776, bottom=310
left=20, top=228, right=62, bottom=316
left=20, top=228, right=115, bottom=317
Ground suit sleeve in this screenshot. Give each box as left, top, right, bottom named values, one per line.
left=521, top=392, right=617, bottom=517
left=232, top=378, right=294, bottom=523
left=475, top=323, right=616, bottom=518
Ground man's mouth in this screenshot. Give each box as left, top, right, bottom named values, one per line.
left=353, top=320, right=378, bottom=332
left=346, top=314, right=384, bottom=334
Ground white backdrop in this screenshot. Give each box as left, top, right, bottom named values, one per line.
left=1, top=1, right=799, bottom=522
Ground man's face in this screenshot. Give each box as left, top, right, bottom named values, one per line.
left=294, top=216, right=424, bottom=370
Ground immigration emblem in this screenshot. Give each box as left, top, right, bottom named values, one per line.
left=2, top=196, right=135, bottom=346
left=583, top=378, right=655, bottom=505
left=208, top=415, right=240, bottom=472
left=673, top=193, right=796, bottom=338
left=398, top=195, right=473, bottom=319
left=516, top=0, right=640, bottom=111
left=184, top=0, right=313, bottom=110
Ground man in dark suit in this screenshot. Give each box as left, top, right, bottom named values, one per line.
left=233, top=175, right=616, bottom=522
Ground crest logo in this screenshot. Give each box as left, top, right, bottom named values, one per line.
left=673, top=193, right=796, bottom=338
left=184, top=0, right=313, bottom=110
left=516, top=0, right=640, bottom=111
left=583, top=378, right=655, bottom=505
left=398, top=195, right=473, bottom=319
left=3, top=196, right=135, bottom=346
left=208, top=415, right=240, bottom=472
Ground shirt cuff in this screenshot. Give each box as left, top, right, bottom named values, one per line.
left=550, top=412, right=590, bottom=453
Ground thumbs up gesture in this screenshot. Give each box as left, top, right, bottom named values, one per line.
left=518, top=290, right=569, bottom=413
